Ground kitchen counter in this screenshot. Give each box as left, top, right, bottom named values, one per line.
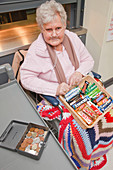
left=0, top=23, right=87, bottom=57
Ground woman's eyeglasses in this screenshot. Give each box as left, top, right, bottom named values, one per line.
left=43, top=26, right=64, bottom=36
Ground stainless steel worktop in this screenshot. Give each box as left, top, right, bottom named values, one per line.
left=0, top=24, right=40, bottom=57
left=0, top=23, right=87, bottom=57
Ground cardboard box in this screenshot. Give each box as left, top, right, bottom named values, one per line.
left=59, top=75, right=113, bottom=129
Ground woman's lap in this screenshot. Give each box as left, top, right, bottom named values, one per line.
left=37, top=100, right=113, bottom=169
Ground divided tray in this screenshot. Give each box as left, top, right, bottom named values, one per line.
left=59, top=75, right=113, bottom=129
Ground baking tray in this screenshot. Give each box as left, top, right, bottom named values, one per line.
left=59, top=75, right=113, bottom=129
left=0, top=120, right=50, bottom=160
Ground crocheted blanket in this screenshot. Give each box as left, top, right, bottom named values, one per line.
left=37, top=100, right=113, bottom=169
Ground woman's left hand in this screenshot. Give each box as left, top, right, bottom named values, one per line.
left=68, top=72, right=82, bottom=86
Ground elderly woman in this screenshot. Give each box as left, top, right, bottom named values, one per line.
left=20, top=0, right=94, bottom=97
left=20, top=1, right=112, bottom=170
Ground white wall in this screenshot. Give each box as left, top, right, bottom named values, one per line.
left=83, top=0, right=113, bottom=81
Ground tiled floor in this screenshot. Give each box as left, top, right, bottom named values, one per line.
left=101, top=148, right=113, bottom=169
left=101, top=84, right=113, bottom=170
left=106, top=85, right=113, bottom=96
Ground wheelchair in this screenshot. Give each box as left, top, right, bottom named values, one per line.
left=11, top=49, right=105, bottom=137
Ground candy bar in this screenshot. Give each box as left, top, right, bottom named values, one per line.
left=91, top=91, right=103, bottom=101
left=92, top=93, right=106, bottom=104
left=87, top=83, right=95, bottom=91
left=65, top=87, right=80, bottom=98
left=82, top=106, right=97, bottom=120
left=67, top=94, right=80, bottom=104
left=99, top=97, right=113, bottom=112
left=97, top=98, right=108, bottom=106
left=72, top=96, right=89, bottom=109
left=65, top=87, right=80, bottom=102
left=88, top=87, right=100, bottom=97
left=90, top=89, right=101, bottom=98
left=85, top=85, right=97, bottom=95
left=77, top=110, right=93, bottom=125
left=87, top=101, right=102, bottom=115
left=81, top=81, right=89, bottom=95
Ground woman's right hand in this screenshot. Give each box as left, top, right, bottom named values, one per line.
left=56, top=82, right=70, bottom=96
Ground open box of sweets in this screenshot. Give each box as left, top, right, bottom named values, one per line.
left=59, top=75, right=113, bottom=129
left=0, top=120, right=50, bottom=160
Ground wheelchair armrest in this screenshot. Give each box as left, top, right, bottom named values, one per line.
left=91, top=71, right=101, bottom=79
left=41, top=94, right=59, bottom=106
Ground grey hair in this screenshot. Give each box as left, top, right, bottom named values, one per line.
left=36, top=0, right=67, bottom=28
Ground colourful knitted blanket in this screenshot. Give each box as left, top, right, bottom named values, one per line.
left=37, top=100, right=113, bottom=169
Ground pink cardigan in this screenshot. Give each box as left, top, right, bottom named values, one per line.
left=20, top=29, right=94, bottom=96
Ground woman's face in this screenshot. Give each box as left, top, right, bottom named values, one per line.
left=42, top=13, right=66, bottom=51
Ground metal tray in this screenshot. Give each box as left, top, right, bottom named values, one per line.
left=0, top=120, right=50, bottom=160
